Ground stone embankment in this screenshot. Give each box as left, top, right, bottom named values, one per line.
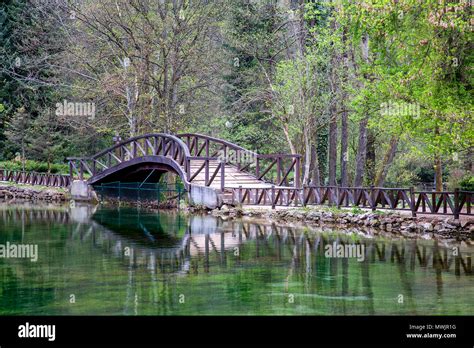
left=0, top=185, right=68, bottom=202
left=211, top=205, right=474, bottom=241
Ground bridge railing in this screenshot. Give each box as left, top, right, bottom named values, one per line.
left=0, top=169, right=71, bottom=187
left=68, top=134, right=190, bottom=182
left=67, top=133, right=301, bottom=190
left=178, top=133, right=301, bottom=188
left=186, top=156, right=225, bottom=191
left=230, top=185, right=473, bottom=217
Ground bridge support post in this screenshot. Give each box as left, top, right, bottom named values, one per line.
left=454, top=188, right=460, bottom=220
left=409, top=187, right=417, bottom=217
left=220, top=162, right=225, bottom=192
left=271, top=185, right=276, bottom=210
left=187, top=184, right=223, bottom=209
left=70, top=180, right=98, bottom=202
left=295, top=157, right=300, bottom=189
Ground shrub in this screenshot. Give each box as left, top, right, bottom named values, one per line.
left=0, top=160, right=69, bottom=174
left=459, top=175, right=474, bottom=191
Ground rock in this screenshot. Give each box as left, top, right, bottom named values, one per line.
left=385, top=223, right=393, bottom=232
left=442, top=223, right=456, bottom=230
left=369, top=220, right=380, bottom=227
left=420, top=222, right=434, bottom=232
left=307, top=212, right=321, bottom=221
left=0, top=186, right=67, bottom=202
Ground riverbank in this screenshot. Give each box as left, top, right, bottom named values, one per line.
left=1, top=183, right=472, bottom=242
left=0, top=183, right=68, bottom=202
left=210, top=205, right=474, bottom=241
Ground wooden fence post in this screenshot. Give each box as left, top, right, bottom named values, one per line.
left=220, top=161, right=225, bottom=192
left=256, top=157, right=260, bottom=178
left=409, top=187, right=417, bottom=217
left=186, top=158, right=190, bottom=183
left=271, top=185, right=276, bottom=210
left=295, top=157, right=300, bottom=189
left=79, top=162, right=84, bottom=181
left=454, top=188, right=460, bottom=220
left=370, top=185, right=376, bottom=212
left=302, top=184, right=307, bottom=207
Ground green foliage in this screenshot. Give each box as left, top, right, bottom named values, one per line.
left=220, top=0, right=286, bottom=153
left=350, top=207, right=364, bottom=215
left=343, top=0, right=473, bottom=158
left=0, top=160, right=68, bottom=174
left=0, top=0, right=70, bottom=161
left=0, top=0, right=471, bottom=189
left=459, top=176, right=474, bottom=192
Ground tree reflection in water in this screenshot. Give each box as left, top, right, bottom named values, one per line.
left=0, top=204, right=472, bottom=315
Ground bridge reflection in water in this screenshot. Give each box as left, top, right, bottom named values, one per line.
left=0, top=205, right=472, bottom=315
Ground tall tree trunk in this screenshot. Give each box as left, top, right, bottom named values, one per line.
left=374, top=136, right=398, bottom=187
left=328, top=11, right=339, bottom=187
left=340, top=109, right=348, bottom=187
left=434, top=126, right=443, bottom=191
left=354, top=32, right=370, bottom=187
left=434, top=154, right=443, bottom=191
left=340, top=27, right=349, bottom=187
left=354, top=117, right=368, bottom=187
left=283, top=123, right=296, bottom=154
left=328, top=111, right=338, bottom=186
left=311, top=143, right=321, bottom=186
left=365, top=129, right=376, bottom=185
left=303, top=127, right=311, bottom=185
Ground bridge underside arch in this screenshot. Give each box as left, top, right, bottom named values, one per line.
left=87, top=156, right=187, bottom=186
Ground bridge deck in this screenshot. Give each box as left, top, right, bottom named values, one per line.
left=188, top=159, right=272, bottom=189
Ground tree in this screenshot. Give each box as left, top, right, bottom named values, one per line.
left=0, top=0, right=70, bottom=161
left=57, top=0, right=226, bottom=138
left=219, top=0, right=290, bottom=153
left=27, top=109, right=67, bottom=172
left=4, top=107, right=29, bottom=171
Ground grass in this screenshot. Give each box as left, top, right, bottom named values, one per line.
left=276, top=205, right=394, bottom=216
left=0, top=160, right=69, bottom=174
left=0, top=181, right=69, bottom=193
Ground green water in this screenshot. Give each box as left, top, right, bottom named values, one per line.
left=0, top=204, right=472, bottom=315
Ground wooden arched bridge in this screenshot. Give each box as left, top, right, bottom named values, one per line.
left=0, top=132, right=472, bottom=216
left=66, top=133, right=301, bottom=208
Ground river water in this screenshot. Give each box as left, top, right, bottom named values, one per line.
left=0, top=204, right=472, bottom=315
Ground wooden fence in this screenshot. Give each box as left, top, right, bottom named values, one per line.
left=0, top=169, right=71, bottom=188
left=230, top=185, right=473, bottom=218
